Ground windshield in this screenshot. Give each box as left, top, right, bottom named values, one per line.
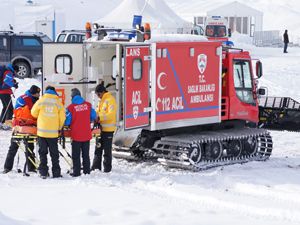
left=56, top=34, right=66, bottom=42
left=233, top=60, right=255, bottom=105
left=205, top=25, right=227, bottom=37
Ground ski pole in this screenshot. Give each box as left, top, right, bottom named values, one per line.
left=15, top=140, right=22, bottom=173
left=60, top=127, right=72, bottom=159
left=58, top=149, right=73, bottom=169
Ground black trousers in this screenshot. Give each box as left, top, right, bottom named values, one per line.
left=0, top=94, right=13, bottom=123
left=71, top=140, right=90, bottom=176
left=38, top=137, right=61, bottom=177
left=284, top=43, right=288, bottom=53
left=4, top=138, right=36, bottom=171
left=92, top=132, right=114, bottom=172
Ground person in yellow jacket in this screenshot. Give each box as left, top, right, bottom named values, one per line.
left=31, top=86, right=66, bottom=179
left=91, top=82, right=117, bottom=172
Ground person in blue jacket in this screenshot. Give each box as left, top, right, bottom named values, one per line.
left=0, top=64, right=19, bottom=128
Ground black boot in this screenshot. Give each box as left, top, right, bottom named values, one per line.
left=91, top=156, right=101, bottom=171
left=2, top=168, right=11, bottom=174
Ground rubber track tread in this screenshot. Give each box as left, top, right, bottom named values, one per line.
left=154, top=128, right=273, bottom=171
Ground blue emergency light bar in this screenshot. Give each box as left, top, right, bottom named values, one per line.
left=223, top=40, right=234, bottom=47
left=107, top=30, right=136, bottom=41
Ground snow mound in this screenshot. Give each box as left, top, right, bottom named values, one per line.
left=230, top=32, right=253, bottom=45
left=0, top=212, right=30, bottom=225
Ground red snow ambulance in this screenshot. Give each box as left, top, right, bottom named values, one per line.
left=42, top=27, right=272, bottom=170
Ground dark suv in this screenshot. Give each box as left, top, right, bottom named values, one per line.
left=0, top=31, right=51, bottom=78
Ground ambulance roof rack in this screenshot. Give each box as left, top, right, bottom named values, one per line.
left=94, top=28, right=122, bottom=35
left=223, top=46, right=243, bottom=52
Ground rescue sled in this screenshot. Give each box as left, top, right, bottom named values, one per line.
left=259, top=96, right=300, bottom=131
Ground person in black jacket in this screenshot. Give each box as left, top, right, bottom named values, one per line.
left=283, top=30, right=289, bottom=53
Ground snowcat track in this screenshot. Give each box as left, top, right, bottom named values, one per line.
left=112, top=145, right=157, bottom=161
left=113, top=128, right=272, bottom=171
left=153, top=128, right=273, bottom=171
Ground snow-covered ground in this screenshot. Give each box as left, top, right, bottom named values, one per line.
left=0, top=40, right=300, bottom=225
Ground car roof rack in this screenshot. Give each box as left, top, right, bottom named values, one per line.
left=0, top=31, right=14, bottom=34
left=18, top=32, right=45, bottom=36
left=61, top=30, right=86, bottom=33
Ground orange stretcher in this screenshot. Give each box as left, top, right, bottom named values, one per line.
left=11, top=126, right=101, bottom=173
left=13, top=126, right=101, bottom=137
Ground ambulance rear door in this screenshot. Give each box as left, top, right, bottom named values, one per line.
left=124, top=45, right=151, bottom=130
left=43, top=43, right=89, bottom=106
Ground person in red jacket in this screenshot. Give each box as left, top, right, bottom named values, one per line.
left=0, top=64, right=19, bottom=128
left=65, top=88, right=97, bottom=177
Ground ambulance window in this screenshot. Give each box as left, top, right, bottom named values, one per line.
left=111, top=56, right=124, bottom=80
left=233, top=60, right=255, bottom=105
left=157, top=49, right=162, bottom=58
left=190, top=48, right=195, bottom=57
left=162, top=49, right=167, bottom=58
left=133, top=58, right=142, bottom=80
left=112, top=56, right=117, bottom=79
left=55, top=54, right=72, bottom=75
left=206, top=25, right=214, bottom=37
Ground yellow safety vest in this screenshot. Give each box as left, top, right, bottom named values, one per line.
left=31, top=93, right=66, bottom=138
left=97, top=92, right=117, bottom=132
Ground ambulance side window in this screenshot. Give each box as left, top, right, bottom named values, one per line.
left=112, top=56, right=117, bottom=79
left=111, top=56, right=124, bottom=80
left=55, top=54, right=72, bottom=75
left=133, top=58, right=142, bottom=80
left=233, top=60, right=255, bottom=105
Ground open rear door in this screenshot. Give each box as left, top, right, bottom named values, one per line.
left=124, top=45, right=150, bottom=130
left=43, top=43, right=85, bottom=106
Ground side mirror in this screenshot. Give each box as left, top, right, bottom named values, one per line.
left=228, top=28, right=231, bottom=37
left=256, top=61, right=263, bottom=78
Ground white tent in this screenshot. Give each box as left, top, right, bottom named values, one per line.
left=14, top=4, right=55, bottom=31
left=95, top=0, right=192, bottom=34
